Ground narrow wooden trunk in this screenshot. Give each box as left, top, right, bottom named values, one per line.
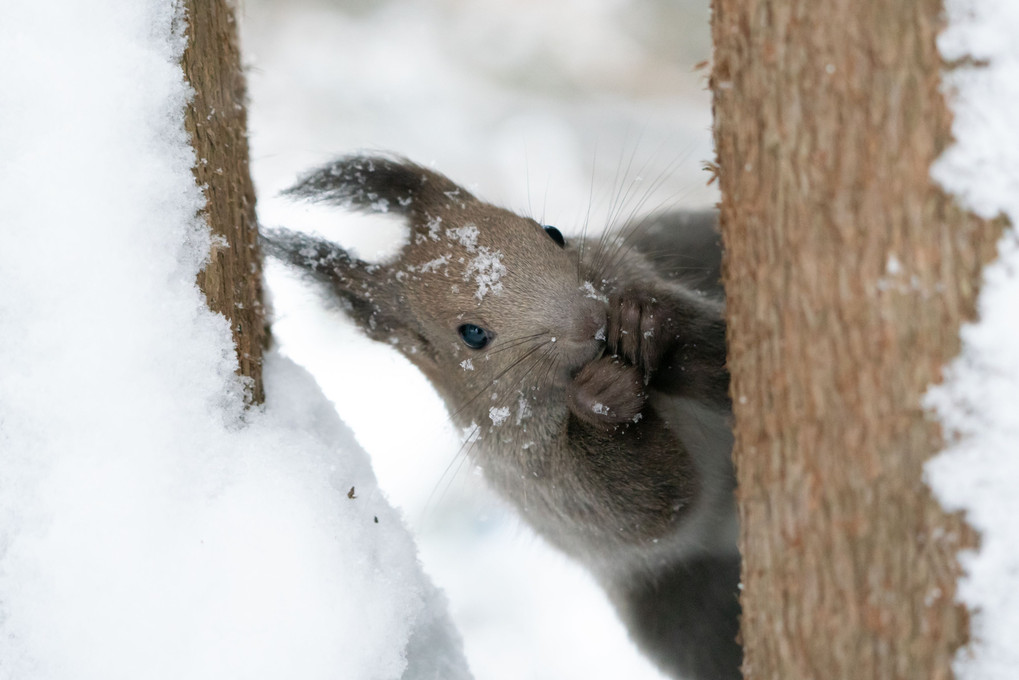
left=182, top=0, right=266, bottom=404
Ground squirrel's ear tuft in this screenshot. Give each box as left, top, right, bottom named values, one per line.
left=260, top=227, right=363, bottom=285
left=260, top=227, right=397, bottom=331
left=283, top=154, right=475, bottom=225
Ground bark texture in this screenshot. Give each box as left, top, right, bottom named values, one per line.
left=711, top=1, right=1002, bottom=678
left=182, top=0, right=266, bottom=404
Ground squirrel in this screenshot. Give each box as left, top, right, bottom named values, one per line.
left=262, top=154, right=740, bottom=680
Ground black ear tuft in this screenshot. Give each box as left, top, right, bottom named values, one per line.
left=260, top=227, right=362, bottom=285
left=283, top=154, right=474, bottom=219
left=261, top=227, right=397, bottom=335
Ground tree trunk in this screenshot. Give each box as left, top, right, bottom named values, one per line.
left=711, top=1, right=1003, bottom=678
left=181, top=0, right=266, bottom=404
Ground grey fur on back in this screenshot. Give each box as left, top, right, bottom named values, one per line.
left=631, top=210, right=724, bottom=297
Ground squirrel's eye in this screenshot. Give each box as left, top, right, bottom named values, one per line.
left=543, top=225, right=565, bottom=248
left=457, top=323, right=490, bottom=350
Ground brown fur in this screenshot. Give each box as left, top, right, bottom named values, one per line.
left=263, top=155, right=740, bottom=679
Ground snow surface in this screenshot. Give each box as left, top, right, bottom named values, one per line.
left=927, top=0, right=1019, bottom=677
left=0, top=2, right=468, bottom=678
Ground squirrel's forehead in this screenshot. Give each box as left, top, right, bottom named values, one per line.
left=405, top=222, right=535, bottom=257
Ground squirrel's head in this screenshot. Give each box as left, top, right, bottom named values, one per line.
left=263, top=155, right=607, bottom=433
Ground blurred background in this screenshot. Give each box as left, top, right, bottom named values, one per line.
left=240, top=0, right=715, bottom=677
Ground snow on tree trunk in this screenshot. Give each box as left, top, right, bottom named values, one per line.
left=925, top=1, right=1019, bottom=677
left=182, top=0, right=266, bottom=404
left=710, top=1, right=1003, bottom=677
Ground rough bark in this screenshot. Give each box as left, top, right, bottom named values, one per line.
left=711, top=1, right=1002, bottom=678
left=182, top=0, right=266, bottom=404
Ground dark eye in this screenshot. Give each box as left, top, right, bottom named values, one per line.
left=543, top=225, right=565, bottom=248
left=457, top=323, right=490, bottom=350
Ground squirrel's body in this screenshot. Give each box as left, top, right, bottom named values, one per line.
left=263, top=155, right=741, bottom=680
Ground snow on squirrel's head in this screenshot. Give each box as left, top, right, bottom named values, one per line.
left=263, top=154, right=607, bottom=432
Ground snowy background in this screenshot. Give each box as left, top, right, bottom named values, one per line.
left=240, top=0, right=714, bottom=678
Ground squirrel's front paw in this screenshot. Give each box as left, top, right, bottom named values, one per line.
left=567, top=356, right=646, bottom=429
left=606, top=288, right=668, bottom=379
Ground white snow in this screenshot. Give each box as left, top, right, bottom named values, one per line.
left=886, top=254, right=903, bottom=275
left=582, top=280, right=610, bottom=303
left=465, top=248, right=507, bottom=300
left=927, top=1, right=1019, bottom=678
left=488, top=407, right=511, bottom=427
left=447, top=224, right=480, bottom=251
left=0, top=2, right=467, bottom=679
left=515, top=394, right=533, bottom=425
left=418, top=255, right=451, bottom=274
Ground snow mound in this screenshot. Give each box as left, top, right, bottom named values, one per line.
left=0, top=2, right=469, bottom=679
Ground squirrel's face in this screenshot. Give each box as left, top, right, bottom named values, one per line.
left=392, top=201, right=607, bottom=428
left=263, top=155, right=607, bottom=431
